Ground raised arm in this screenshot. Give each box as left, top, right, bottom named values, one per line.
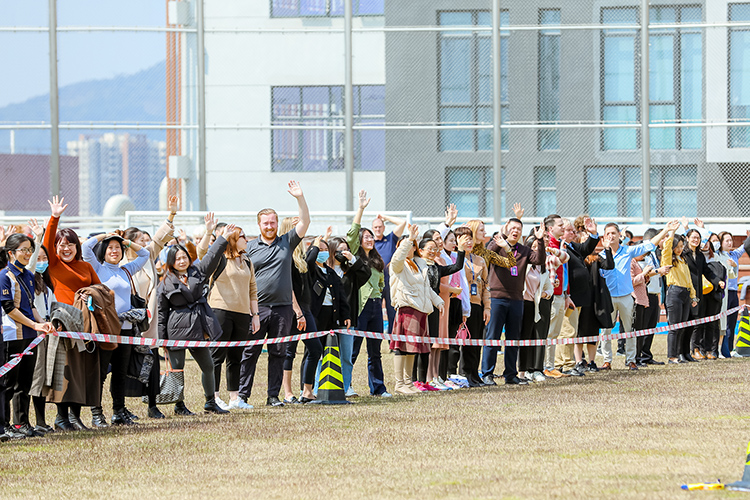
left=196, top=225, right=233, bottom=279
left=390, top=224, right=418, bottom=275
left=652, top=220, right=680, bottom=248
left=197, top=212, right=217, bottom=260
left=81, top=234, right=104, bottom=273
left=378, top=214, right=407, bottom=238
left=288, top=180, right=310, bottom=238
left=26, top=218, right=45, bottom=271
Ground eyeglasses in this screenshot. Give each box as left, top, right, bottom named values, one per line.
left=57, top=243, right=76, bottom=249
left=426, top=247, right=439, bottom=253
left=15, top=248, right=33, bottom=255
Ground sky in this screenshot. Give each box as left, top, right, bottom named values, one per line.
left=0, top=0, right=167, bottom=109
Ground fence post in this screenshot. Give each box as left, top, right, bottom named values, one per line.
left=48, top=0, right=60, bottom=198
left=344, top=0, right=354, bottom=212
left=640, top=0, right=651, bottom=223
left=197, top=0, right=207, bottom=211
left=492, top=0, right=503, bottom=223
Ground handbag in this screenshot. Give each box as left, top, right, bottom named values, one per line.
left=143, top=351, right=184, bottom=405
left=456, top=321, right=471, bottom=341
left=123, top=268, right=150, bottom=332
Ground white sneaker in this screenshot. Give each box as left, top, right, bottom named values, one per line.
left=533, top=371, right=547, bottom=382
left=345, top=387, right=358, bottom=397
left=731, top=350, right=742, bottom=358
left=379, top=392, right=393, bottom=398
left=228, top=398, right=253, bottom=410
left=215, top=397, right=230, bottom=411
left=523, top=372, right=534, bottom=382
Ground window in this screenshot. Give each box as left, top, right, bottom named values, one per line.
left=271, top=85, right=385, bottom=171
left=535, top=166, right=556, bottom=216
left=446, top=167, right=504, bottom=218
left=729, top=4, right=750, bottom=148
left=538, top=10, right=560, bottom=150
left=600, top=6, right=703, bottom=151
left=586, top=165, right=695, bottom=218
left=601, top=8, right=639, bottom=150
left=438, top=11, right=508, bottom=152
left=650, top=6, right=702, bottom=150
left=271, top=0, right=383, bottom=17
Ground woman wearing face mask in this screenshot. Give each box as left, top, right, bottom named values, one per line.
left=683, top=224, right=721, bottom=360
left=412, top=232, right=467, bottom=390
left=0, top=233, right=55, bottom=438
left=389, top=224, right=445, bottom=395
left=319, top=237, right=370, bottom=396
left=44, top=196, right=103, bottom=431
left=157, top=217, right=235, bottom=416
left=82, top=229, right=149, bottom=425
left=710, top=231, right=749, bottom=357
left=346, top=190, right=390, bottom=397
left=662, top=221, right=698, bottom=364
left=207, top=224, right=260, bottom=411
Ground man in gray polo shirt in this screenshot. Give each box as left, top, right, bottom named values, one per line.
left=239, top=180, right=310, bottom=407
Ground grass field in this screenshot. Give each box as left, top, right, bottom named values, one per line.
left=1, top=336, right=749, bottom=499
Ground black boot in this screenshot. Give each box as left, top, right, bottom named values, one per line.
left=204, top=398, right=229, bottom=415
left=54, top=414, right=74, bottom=431
left=123, top=407, right=139, bottom=421
left=174, top=401, right=195, bottom=416
left=91, top=406, right=109, bottom=428
left=111, top=408, right=136, bottom=426
left=147, top=406, right=165, bottom=419
left=68, top=411, right=89, bottom=431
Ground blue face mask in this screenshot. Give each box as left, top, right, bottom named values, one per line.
left=36, top=262, right=49, bottom=274
left=316, top=251, right=329, bottom=264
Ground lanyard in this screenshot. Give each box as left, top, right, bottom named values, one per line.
left=466, top=254, right=476, bottom=282
left=42, top=289, right=50, bottom=321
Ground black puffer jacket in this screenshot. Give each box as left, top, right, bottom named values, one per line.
left=157, top=236, right=228, bottom=345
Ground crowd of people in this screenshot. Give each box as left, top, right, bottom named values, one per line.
left=0, top=181, right=748, bottom=442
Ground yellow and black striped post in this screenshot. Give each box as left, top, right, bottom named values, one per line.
left=728, top=442, right=750, bottom=490
left=314, top=333, right=350, bottom=405
left=735, top=314, right=750, bottom=357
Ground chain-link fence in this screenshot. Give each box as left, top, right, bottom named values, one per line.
left=1, top=0, right=750, bottom=229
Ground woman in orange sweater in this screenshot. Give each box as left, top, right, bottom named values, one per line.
left=43, top=196, right=102, bottom=431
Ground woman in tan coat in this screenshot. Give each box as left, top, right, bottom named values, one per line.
left=388, top=224, right=444, bottom=395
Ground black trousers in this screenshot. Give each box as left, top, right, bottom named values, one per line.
left=211, top=309, right=251, bottom=392
left=460, top=303, right=485, bottom=383
left=5, top=338, right=35, bottom=426
left=439, top=298, right=463, bottom=380
left=167, top=347, right=215, bottom=399
left=665, top=286, right=691, bottom=358
left=286, top=310, right=323, bottom=386
left=99, top=330, right=133, bottom=411
left=701, top=294, right=722, bottom=354
left=239, top=304, right=293, bottom=399
left=635, top=294, right=659, bottom=362
left=518, top=299, right=550, bottom=373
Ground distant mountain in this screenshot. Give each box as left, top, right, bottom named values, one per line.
left=0, top=61, right=166, bottom=153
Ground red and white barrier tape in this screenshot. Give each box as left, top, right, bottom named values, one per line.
left=1, top=304, right=746, bottom=377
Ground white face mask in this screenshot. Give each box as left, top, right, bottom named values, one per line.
left=712, top=241, right=721, bottom=251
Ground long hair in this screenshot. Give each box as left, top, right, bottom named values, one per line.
left=165, top=244, right=191, bottom=275
left=685, top=229, right=701, bottom=253
left=717, top=231, right=733, bottom=254
left=54, top=228, right=82, bottom=261
left=224, top=226, right=245, bottom=259
left=327, top=237, right=348, bottom=269
left=279, top=218, right=307, bottom=273
left=34, top=245, right=54, bottom=293
left=466, top=220, right=484, bottom=251
left=671, top=234, right=687, bottom=262
left=357, top=227, right=384, bottom=272
left=704, top=234, right=719, bottom=259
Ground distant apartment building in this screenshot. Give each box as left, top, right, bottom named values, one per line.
left=67, top=133, right=166, bottom=215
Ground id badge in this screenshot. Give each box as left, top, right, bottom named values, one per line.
left=470, top=283, right=478, bottom=296
left=510, top=266, right=518, bottom=277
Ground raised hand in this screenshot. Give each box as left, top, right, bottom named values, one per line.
left=287, top=180, right=304, bottom=199
left=680, top=215, right=690, bottom=230
left=324, top=226, right=333, bottom=241
left=358, top=189, right=371, bottom=210
left=48, top=196, right=68, bottom=218
left=204, top=212, right=217, bottom=233
left=494, top=233, right=510, bottom=250
left=28, top=218, right=43, bottom=239
left=408, top=223, right=419, bottom=241
left=457, top=234, right=471, bottom=252
left=167, top=195, right=179, bottom=213
left=222, top=223, right=237, bottom=237
left=513, top=202, right=524, bottom=219
left=666, top=219, right=681, bottom=232
left=341, top=250, right=354, bottom=261
left=444, top=203, right=458, bottom=227
left=584, top=217, right=597, bottom=235
left=694, top=217, right=705, bottom=229
left=602, top=233, right=613, bottom=249
left=533, top=225, right=545, bottom=240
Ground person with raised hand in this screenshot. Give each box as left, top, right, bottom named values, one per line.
left=158, top=215, right=234, bottom=416
left=206, top=218, right=259, bottom=411
left=345, top=189, right=391, bottom=397
left=481, top=218, right=542, bottom=387
left=0, top=233, right=55, bottom=439
left=597, top=221, right=676, bottom=370
left=371, top=211, right=406, bottom=334
left=388, top=224, right=444, bottom=395
left=240, top=181, right=310, bottom=407
left=43, top=196, right=102, bottom=431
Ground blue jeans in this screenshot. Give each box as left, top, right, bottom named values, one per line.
left=482, top=298, right=524, bottom=380
left=352, top=298, right=387, bottom=395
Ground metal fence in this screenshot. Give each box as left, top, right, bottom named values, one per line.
left=2, top=0, right=750, bottom=229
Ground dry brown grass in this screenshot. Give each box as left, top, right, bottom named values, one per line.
left=1, top=336, right=749, bottom=500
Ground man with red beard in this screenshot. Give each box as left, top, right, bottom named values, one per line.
left=239, top=181, right=310, bottom=407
